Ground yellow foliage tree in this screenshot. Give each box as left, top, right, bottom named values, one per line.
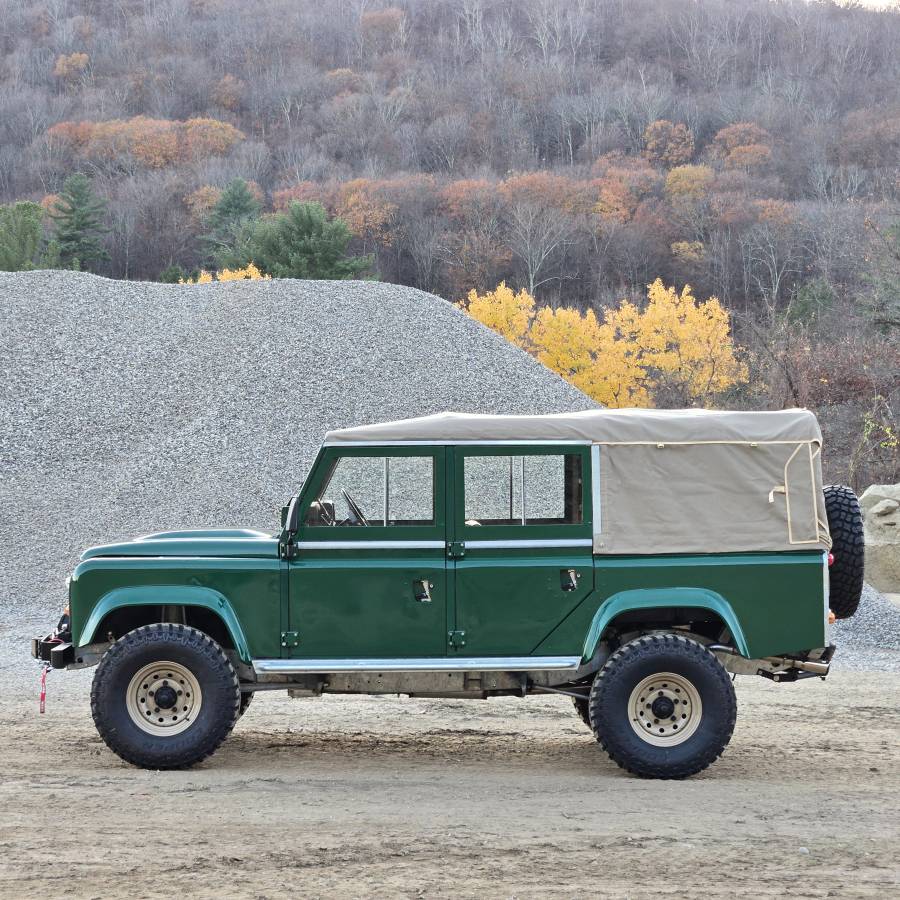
left=180, top=263, right=270, bottom=283
left=462, top=280, right=746, bottom=408
left=460, top=282, right=534, bottom=347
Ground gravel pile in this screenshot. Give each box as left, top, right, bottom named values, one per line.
left=1, top=270, right=895, bottom=684
left=0, top=270, right=593, bottom=664
left=831, top=585, right=900, bottom=671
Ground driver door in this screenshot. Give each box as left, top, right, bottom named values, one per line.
left=287, top=447, right=448, bottom=659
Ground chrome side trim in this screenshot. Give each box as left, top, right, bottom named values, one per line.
left=253, top=656, right=581, bottom=674
left=296, top=540, right=445, bottom=550
left=464, top=538, right=593, bottom=549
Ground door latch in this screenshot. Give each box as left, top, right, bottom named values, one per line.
left=447, top=541, right=465, bottom=559
left=281, top=631, right=300, bottom=649
left=413, top=579, right=433, bottom=602
left=560, top=569, right=580, bottom=592
left=448, top=629, right=466, bottom=649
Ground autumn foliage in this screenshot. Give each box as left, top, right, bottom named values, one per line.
left=463, top=280, right=746, bottom=408
left=180, top=263, right=270, bottom=283
left=47, top=117, right=245, bottom=168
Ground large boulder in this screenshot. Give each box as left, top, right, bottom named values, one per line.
left=859, top=484, right=900, bottom=600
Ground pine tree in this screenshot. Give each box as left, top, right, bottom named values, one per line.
left=0, top=202, right=44, bottom=271
left=246, top=201, right=373, bottom=280
left=49, top=174, right=110, bottom=270
left=203, top=178, right=261, bottom=266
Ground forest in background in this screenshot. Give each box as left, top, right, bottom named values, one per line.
left=0, top=0, right=897, bottom=485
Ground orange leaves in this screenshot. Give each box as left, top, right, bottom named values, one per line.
left=184, top=185, right=223, bottom=222
left=499, top=172, right=592, bottom=215
left=461, top=280, right=746, bottom=408
left=591, top=155, right=661, bottom=223
left=441, top=179, right=501, bottom=223
left=53, top=52, right=89, bottom=81
left=46, top=116, right=245, bottom=168
left=272, top=182, right=329, bottom=211
left=181, top=118, right=245, bottom=160
left=335, top=179, right=397, bottom=246
left=710, top=122, right=773, bottom=172
left=643, top=120, right=695, bottom=168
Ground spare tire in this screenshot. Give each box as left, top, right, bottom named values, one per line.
left=823, top=484, right=864, bottom=619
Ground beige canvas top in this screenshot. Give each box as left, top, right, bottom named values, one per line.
left=324, top=409, right=831, bottom=555
left=324, top=408, right=823, bottom=446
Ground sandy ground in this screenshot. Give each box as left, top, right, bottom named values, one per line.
left=1, top=669, right=898, bottom=899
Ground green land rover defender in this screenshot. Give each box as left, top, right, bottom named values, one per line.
left=33, top=409, right=865, bottom=778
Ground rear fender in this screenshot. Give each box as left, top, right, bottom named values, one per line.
left=581, top=587, right=750, bottom=662
left=77, top=585, right=251, bottom=662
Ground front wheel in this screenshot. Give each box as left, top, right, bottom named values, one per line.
left=91, top=624, right=241, bottom=769
left=589, top=633, right=736, bottom=778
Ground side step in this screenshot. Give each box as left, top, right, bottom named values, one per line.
left=253, top=656, right=581, bottom=675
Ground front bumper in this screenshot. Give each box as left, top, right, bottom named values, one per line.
left=32, top=634, right=74, bottom=669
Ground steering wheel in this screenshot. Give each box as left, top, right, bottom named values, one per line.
left=341, top=489, right=369, bottom=526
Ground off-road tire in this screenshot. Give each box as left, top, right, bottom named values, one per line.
left=238, top=690, right=253, bottom=718
left=572, top=695, right=592, bottom=729
left=823, top=484, right=865, bottom=620
left=588, top=633, right=736, bottom=779
left=91, top=623, right=240, bottom=769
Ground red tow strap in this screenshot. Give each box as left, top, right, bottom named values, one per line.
left=39, top=664, right=49, bottom=714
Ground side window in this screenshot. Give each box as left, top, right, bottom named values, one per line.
left=305, top=455, right=435, bottom=527
left=463, top=453, right=583, bottom=526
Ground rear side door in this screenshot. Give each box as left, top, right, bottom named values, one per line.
left=449, top=446, right=595, bottom=656
left=288, top=447, right=447, bottom=659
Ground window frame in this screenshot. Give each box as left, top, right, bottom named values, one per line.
left=453, top=445, right=592, bottom=541
left=297, top=446, right=446, bottom=541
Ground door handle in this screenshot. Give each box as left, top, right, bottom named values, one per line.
left=413, top=579, right=433, bottom=602
left=560, top=569, right=580, bottom=592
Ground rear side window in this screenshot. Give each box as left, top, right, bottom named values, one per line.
left=463, top=453, right=583, bottom=526
left=305, top=455, right=435, bottom=527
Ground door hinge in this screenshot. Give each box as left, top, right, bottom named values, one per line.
left=447, top=541, right=465, bottom=559
left=281, top=631, right=300, bottom=649
left=448, top=629, right=467, bottom=649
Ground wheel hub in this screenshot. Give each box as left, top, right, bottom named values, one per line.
left=651, top=695, right=675, bottom=719
left=154, top=684, right=178, bottom=709
left=628, top=671, right=703, bottom=747
left=125, top=661, right=202, bottom=737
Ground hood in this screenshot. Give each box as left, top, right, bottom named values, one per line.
left=80, top=528, right=279, bottom=561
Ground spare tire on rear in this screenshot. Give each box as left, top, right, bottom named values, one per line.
left=823, top=484, right=865, bottom=620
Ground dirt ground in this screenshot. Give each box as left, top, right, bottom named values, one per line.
left=1, top=670, right=898, bottom=899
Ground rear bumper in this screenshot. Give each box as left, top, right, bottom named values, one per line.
left=32, top=635, right=74, bottom=669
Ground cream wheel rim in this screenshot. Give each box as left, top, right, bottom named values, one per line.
left=126, top=661, right=202, bottom=736
left=628, top=671, right=702, bottom=747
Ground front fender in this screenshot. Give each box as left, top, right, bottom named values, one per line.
left=581, top=587, right=750, bottom=662
left=77, top=585, right=252, bottom=663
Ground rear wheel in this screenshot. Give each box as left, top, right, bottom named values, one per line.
left=589, top=633, right=736, bottom=778
left=91, top=624, right=240, bottom=769
left=823, top=484, right=865, bottom=620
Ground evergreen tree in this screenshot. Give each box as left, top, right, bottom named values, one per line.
left=203, top=178, right=261, bottom=266
left=0, top=202, right=44, bottom=271
left=246, top=201, right=373, bottom=280
left=49, top=174, right=110, bottom=270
